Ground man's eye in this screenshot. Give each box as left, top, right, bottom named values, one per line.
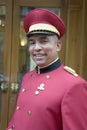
left=29, top=41, right=35, bottom=45
left=41, top=39, right=48, bottom=43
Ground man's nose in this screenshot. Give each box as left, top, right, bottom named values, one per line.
left=34, top=43, right=42, bottom=50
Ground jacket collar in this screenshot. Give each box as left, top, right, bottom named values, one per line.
left=36, top=58, right=61, bottom=74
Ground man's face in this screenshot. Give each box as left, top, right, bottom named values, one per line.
left=28, top=34, right=61, bottom=68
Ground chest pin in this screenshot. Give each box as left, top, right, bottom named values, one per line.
left=35, top=83, right=45, bottom=95
left=38, top=83, right=45, bottom=90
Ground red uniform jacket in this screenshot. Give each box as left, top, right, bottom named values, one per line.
left=7, top=64, right=87, bottom=130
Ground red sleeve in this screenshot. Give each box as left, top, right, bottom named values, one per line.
left=61, top=82, right=87, bottom=130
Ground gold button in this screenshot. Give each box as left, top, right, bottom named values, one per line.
left=31, top=73, right=34, bottom=77
left=28, top=110, right=32, bottom=116
left=22, top=88, right=25, bottom=92
left=12, top=125, right=15, bottom=129
left=46, top=75, right=50, bottom=79
left=16, top=106, right=20, bottom=110
left=35, top=90, right=39, bottom=95
left=8, top=124, right=15, bottom=130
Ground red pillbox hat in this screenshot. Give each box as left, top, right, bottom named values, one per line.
left=24, top=8, right=65, bottom=38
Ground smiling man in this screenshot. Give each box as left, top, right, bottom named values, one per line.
left=28, top=34, right=61, bottom=68
left=7, top=8, right=87, bottom=130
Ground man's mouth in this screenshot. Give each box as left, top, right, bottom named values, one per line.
left=34, top=53, right=46, bottom=56
left=33, top=54, right=46, bottom=59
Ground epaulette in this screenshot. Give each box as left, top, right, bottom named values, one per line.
left=64, top=66, right=78, bottom=77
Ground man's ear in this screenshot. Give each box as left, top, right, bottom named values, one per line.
left=56, top=40, right=62, bottom=52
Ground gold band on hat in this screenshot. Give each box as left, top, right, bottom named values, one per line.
left=28, top=23, right=60, bottom=36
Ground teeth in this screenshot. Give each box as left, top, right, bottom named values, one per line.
left=36, top=56, right=43, bottom=57
left=35, top=54, right=43, bottom=56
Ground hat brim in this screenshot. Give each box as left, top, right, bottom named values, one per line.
left=27, top=30, right=57, bottom=37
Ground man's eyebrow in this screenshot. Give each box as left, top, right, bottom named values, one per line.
left=28, top=37, right=34, bottom=41
left=39, top=35, right=49, bottom=39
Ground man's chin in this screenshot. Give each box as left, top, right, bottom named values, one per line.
left=36, top=62, right=46, bottom=68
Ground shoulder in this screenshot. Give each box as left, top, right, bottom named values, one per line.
left=63, top=65, right=78, bottom=77
left=60, top=65, right=85, bottom=82
left=61, top=66, right=87, bottom=105
left=57, top=65, right=87, bottom=93
left=61, top=65, right=87, bottom=100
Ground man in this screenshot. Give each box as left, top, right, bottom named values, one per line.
left=7, top=8, right=87, bottom=130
